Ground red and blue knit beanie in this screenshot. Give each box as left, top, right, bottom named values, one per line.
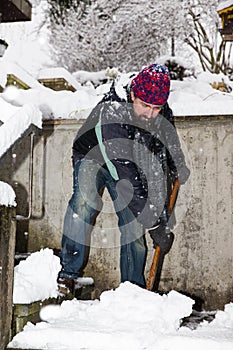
left=131, top=64, right=170, bottom=106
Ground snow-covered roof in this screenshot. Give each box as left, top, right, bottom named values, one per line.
left=38, top=67, right=82, bottom=91
left=217, top=0, right=233, bottom=12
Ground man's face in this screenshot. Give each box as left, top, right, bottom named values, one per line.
left=131, top=91, right=162, bottom=121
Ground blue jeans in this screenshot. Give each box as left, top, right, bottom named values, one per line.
left=59, top=159, right=147, bottom=287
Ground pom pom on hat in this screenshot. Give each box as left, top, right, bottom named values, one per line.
left=131, top=64, right=170, bottom=106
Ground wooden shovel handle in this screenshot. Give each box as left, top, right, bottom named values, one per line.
left=146, top=178, right=180, bottom=291
left=168, top=178, right=179, bottom=214
left=146, top=245, right=161, bottom=290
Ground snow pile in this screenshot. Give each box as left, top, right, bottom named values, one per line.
left=0, top=102, right=42, bottom=158
left=212, top=303, right=233, bottom=328
left=0, top=181, right=16, bottom=206
left=8, top=281, right=233, bottom=350
left=9, top=282, right=193, bottom=349
left=13, top=248, right=61, bottom=304
left=8, top=248, right=233, bottom=349
left=13, top=249, right=94, bottom=304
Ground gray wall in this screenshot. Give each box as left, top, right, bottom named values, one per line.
left=1, top=115, right=232, bottom=310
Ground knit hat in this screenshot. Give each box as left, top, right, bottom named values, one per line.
left=131, top=64, right=170, bottom=106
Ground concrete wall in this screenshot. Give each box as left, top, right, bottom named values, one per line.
left=0, top=115, right=232, bottom=310
left=161, top=116, right=233, bottom=310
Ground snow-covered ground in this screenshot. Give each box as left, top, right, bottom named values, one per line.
left=7, top=249, right=233, bottom=350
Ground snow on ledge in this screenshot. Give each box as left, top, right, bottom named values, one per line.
left=0, top=103, right=42, bottom=158
left=0, top=181, right=16, bottom=207
left=37, top=67, right=82, bottom=91
left=0, top=60, right=43, bottom=89
left=72, top=69, right=107, bottom=85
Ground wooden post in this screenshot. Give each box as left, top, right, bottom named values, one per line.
left=0, top=206, right=16, bottom=350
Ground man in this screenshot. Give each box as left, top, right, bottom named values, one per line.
left=57, top=63, right=190, bottom=295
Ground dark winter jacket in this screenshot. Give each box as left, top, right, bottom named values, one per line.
left=72, top=77, right=189, bottom=228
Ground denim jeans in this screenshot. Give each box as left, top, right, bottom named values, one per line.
left=59, top=159, right=147, bottom=287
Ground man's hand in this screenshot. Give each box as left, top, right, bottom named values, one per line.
left=148, top=225, right=174, bottom=254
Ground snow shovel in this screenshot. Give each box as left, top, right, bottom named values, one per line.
left=146, top=178, right=179, bottom=292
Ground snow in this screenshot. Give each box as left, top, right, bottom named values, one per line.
left=217, top=0, right=233, bottom=12
left=13, top=248, right=61, bottom=304
left=6, top=248, right=233, bottom=349
left=1, top=83, right=101, bottom=120
left=0, top=96, right=20, bottom=123
left=12, top=249, right=93, bottom=305
left=38, top=67, right=82, bottom=91
left=170, top=74, right=233, bottom=116
left=73, top=69, right=108, bottom=85
left=0, top=180, right=16, bottom=206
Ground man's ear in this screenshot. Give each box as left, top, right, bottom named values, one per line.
left=131, top=90, right=135, bottom=102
